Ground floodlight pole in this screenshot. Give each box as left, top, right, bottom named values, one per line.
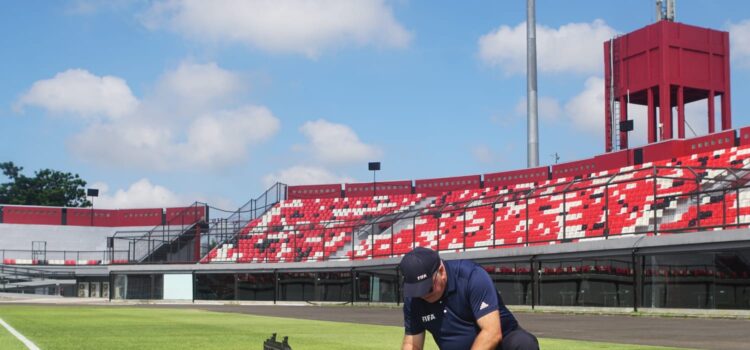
left=527, top=0, right=539, bottom=167
left=368, top=162, right=381, bottom=197
left=87, top=188, right=99, bottom=227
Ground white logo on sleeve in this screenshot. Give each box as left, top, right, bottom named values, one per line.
left=480, top=301, right=489, bottom=310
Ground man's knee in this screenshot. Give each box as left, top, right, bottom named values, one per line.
left=499, top=328, right=539, bottom=350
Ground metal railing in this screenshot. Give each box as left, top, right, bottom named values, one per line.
left=1, top=249, right=128, bottom=264
left=200, top=183, right=287, bottom=256
left=203, top=164, right=750, bottom=264
left=113, top=227, right=200, bottom=263
left=0, top=264, right=76, bottom=289
left=8, top=166, right=747, bottom=266
left=102, top=183, right=286, bottom=264
left=111, top=202, right=208, bottom=263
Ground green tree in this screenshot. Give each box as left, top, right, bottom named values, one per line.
left=0, top=162, right=91, bottom=207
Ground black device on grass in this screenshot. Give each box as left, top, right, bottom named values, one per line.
left=263, top=333, right=292, bottom=350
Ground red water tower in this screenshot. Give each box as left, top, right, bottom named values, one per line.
left=604, top=20, right=731, bottom=152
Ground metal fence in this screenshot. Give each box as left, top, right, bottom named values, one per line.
left=112, top=201, right=208, bottom=263
left=0, top=249, right=128, bottom=264
left=103, top=183, right=287, bottom=264
left=206, top=164, right=750, bottom=263
left=201, top=183, right=287, bottom=256
left=8, top=167, right=747, bottom=266
left=113, top=227, right=200, bottom=263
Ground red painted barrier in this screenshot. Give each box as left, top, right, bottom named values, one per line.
left=287, top=184, right=342, bottom=199
left=415, top=175, right=481, bottom=196
left=116, top=208, right=163, bottom=226
left=641, top=139, right=685, bottom=163
left=484, top=167, right=549, bottom=187
left=683, top=130, right=736, bottom=154
left=2, top=206, right=62, bottom=225
left=552, top=158, right=598, bottom=179
left=344, top=180, right=412, bottom=197
left=66, top=208, right=117, bottom=227
left=739, top=127, right=750, bottom=146
left=166, top=206, right=206, bottom=226
left=594, top=149, right=631, bottom=172
left=0, top=204, right=202, bottom=227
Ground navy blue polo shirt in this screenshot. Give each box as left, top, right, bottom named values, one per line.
left=403, top=260, right=518, bottom=350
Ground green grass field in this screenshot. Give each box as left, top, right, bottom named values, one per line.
left=0, top=319, right=27, bottom=350
left=0, top=305, right=685, bottom=350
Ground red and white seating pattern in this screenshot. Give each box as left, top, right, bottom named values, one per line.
left=201, top=145, right=750, bottom=263
left=349, top=145, right=750, bottom=258
left=204, top=194, right=423, bottom=263
left=5, top=147, right=750, bottom=266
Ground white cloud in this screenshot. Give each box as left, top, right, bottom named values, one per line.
left=472, top=145, right=501, bottom=165
left=91, top=179, right=186, bottom=209
left=70, top=123, right=172, bottom=170
left=91, top=179, right=238, bottom=218
left=182, top=106, right=280, bottom=165
left=561, top=76, right=715, bottom=148
left=685, top=102, right=709, bottom=137
left=19, top=62, right=281, bottom=170
left=263, top=165, right=353, bottom=187
left=626, top=101, right=710, bottom=147
left=298, top=119, right=381, bottom=164
left=153, top=61, right=243, bottom=110
left=265, top=119, right=379, bottom=188
left=728, top=20, right=750, bottom=68
left=69, top=105, right=280, bottom=170
left=478, top=20, right=617, bottom=75
left=141, top=0, right=412, bottom=58
left=514, top=96, right=562, bottom=121
left=489, top=112, right=518, bottom=128
left=15, top=69, right=138, bottom=119
left=564, top=76, right=605, bottom=137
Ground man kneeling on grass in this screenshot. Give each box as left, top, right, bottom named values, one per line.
left=400, top=247, right=539, bottom=350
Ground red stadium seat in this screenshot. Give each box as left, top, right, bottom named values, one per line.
left=202, top=144, right=750, bottom=264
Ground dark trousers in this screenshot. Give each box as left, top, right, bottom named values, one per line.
left=498, top=327, right=539, bottom=350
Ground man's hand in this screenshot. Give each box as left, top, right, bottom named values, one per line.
left=402, top=332, right=426, bottom=350
left=470, top=310, right=502, bottom=350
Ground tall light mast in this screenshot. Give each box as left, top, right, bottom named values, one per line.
left=527, top=0, right=539, bottom=167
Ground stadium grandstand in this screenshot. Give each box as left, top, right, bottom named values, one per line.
left=2, top=6, right=750, bottom=312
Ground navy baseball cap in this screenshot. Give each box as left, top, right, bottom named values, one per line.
left=399, top=247, right=441, bottom=298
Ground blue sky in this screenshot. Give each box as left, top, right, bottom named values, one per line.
left=2, top=0, right=750, bottom=210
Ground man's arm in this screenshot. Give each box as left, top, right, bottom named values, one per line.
left=402, top=332, right=426, bottom=350
left=470, top=310, right=502, bottom=350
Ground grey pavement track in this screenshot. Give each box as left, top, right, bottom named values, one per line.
left=138, top=304, right=750, bottom=350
